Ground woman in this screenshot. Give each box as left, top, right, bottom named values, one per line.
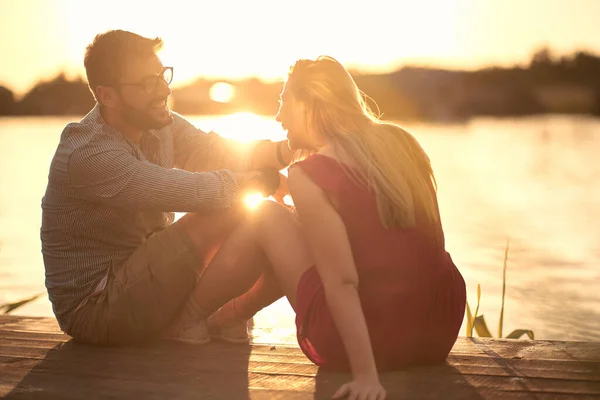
left=176, top=56, right=466, bottom=400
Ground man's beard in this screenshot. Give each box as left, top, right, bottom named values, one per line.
left=120, top=101, right=174, bottom=131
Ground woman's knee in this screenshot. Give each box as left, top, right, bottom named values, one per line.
left=175, top=208, right=247, bottom=262
left=250, top=201, right=298, bottom=230
left=179, top=208, right=244, bottom=239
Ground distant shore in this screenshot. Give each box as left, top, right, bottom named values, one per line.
left=1, top=48, right=599, bottom=122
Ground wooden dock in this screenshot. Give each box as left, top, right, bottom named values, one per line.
left=1, top=315, right=599, bottom=399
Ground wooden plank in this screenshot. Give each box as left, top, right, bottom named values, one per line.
left=1, top=339, right=598, bottom=383
left=1, top=316, right=599, bottom=399
left=1, top=341, right=599, bottom=397
left=0, top=316, right=300, bottom=346
left=2, top=359, right=599, bottom=399
left=0, top=316, right=60, bottom=333
left=2, top=316, right=599, bottom=362
left=2, top=323, right=600, bottom=363
left=2, top=334, right=599, bottom=380
left=452, top=338, right=600, bottom=362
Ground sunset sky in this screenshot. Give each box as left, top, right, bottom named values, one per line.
left=1, top=0, right=599, bottom=95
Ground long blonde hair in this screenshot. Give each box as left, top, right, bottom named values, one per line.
left=287, top=56, right=439, bottom=229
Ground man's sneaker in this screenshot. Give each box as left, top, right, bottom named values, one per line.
left=165, top=319, right=211, bottom=345
left=210, top=320, right=250, bottom=344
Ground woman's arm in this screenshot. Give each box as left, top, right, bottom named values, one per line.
left=288, top=166, right=385, bottom=399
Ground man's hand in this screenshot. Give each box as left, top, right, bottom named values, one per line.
left=231, top=170, right=280, bottom=198
left=231, top=171, right=263, bottom=194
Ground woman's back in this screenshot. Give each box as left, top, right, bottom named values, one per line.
left=292, top=153, right=466, bottom=370
left=296, top=153, right=449, bottom=279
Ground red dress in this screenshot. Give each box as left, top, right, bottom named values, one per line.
left=291, top=154, right=466, bottom=372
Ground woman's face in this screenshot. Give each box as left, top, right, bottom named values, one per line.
left=275, top=81, right=314, bottom=151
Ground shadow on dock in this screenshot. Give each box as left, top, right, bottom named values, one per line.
left=5, top=338, right=252, bottom=399
left=5, top=316, right=598, bottom=399
left=5, top=338, right=484, bottom=399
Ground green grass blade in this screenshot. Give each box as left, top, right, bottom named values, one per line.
left=470, top=284, right=481, bottom=337
left=506, top=329, right=535, bottom=340
left=0, top=293, right=43, bottom=314
left=474, top=315, right=493, bottom=337
left=499, top=238, right=509, bottom=338
left=466, top=301, right=473, bottom=337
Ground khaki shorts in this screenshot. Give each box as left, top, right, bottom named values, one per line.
left=68, top=222, right=201, bottom=345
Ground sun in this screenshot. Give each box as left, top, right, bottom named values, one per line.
left=209, top=82, right=235, bottom=103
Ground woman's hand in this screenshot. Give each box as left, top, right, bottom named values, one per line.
left=333, top=379, right=386, bottom=400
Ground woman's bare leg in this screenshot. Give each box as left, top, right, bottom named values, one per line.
left=245, top=201, right=314, bottom=309
left=177, top=201, right=314, bottom=331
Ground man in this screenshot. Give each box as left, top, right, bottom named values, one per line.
left=40, top=30, right=293, bottom=345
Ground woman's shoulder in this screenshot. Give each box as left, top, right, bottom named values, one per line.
left=289, top=153, right=347, bottom=193
left=294, top=147, right=358, bottom=170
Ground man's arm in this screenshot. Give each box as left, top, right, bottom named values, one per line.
left=171, top=113, right=294, bottom=172
left=68, top=135, right=239, bottom=212
left=249, top=139, right=294, bottom=171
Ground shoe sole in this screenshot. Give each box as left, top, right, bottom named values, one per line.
left=210, top=333, right=250, bottom=344
left=165, top=336, right=211, bottom=345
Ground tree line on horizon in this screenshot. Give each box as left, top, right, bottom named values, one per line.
left=1, top=48, right=599, bottom=121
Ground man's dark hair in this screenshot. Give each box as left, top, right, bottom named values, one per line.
left=84, top=30, right=163, bottom=101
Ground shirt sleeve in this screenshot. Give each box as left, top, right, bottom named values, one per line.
left=67, top=134, right=238, bottom=212
left=171, top=112, right=257, bottom=172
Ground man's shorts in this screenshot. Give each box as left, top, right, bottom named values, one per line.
left=67, top=222, right=200, bottom=345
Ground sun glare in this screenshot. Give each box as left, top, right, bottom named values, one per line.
left=209, top=82, right=235, bottom=103
left=244, top=193, right=264, bottom=209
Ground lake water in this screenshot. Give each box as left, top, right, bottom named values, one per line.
left=1, top=112, right=599, bottom=344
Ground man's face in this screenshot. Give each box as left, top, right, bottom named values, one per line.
left=115, top=54, right=173, bottom=130
left=275, top=82, right=313, bottom=150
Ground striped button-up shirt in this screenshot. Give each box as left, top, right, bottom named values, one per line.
left=41, top=105, right=253, bottom=331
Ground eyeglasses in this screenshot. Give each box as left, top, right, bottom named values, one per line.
left=116, top=66, right=173, bottom=94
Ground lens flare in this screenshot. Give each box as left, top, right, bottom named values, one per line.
left=244, top=193, right=264, bottom=209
